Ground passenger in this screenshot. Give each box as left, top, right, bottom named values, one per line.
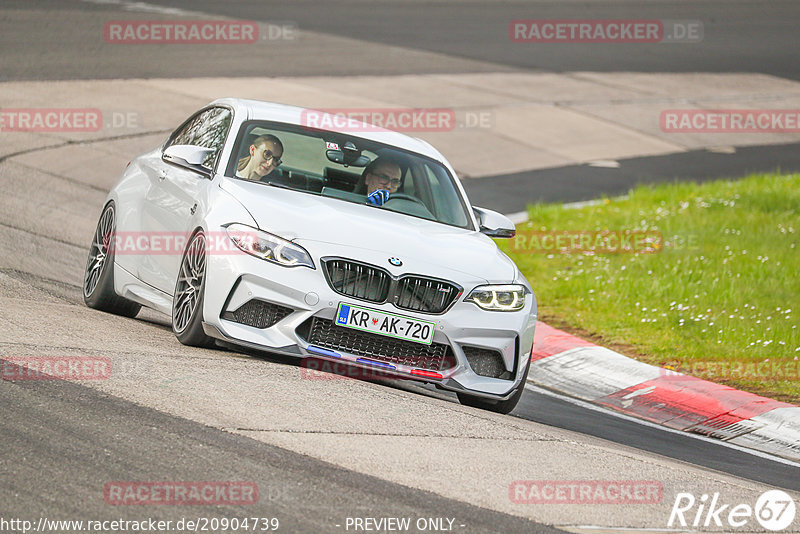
left=236, top=134, right=284, bottom=181
left=359, top=157, right=402, bottom=206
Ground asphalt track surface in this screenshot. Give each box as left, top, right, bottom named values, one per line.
left=162, top=0, right=800, bottom=79
left=2, top=0, right=800, bottom=531
left=389, top=380, right=800, bottom=492
left=4, top=0, right=800, bottom=80
left=0, top=373, right=561, bottom=533
left=465, top=141, right=800, bottom=213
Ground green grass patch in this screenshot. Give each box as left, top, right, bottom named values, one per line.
left=501, top=172, right=800, bottom=403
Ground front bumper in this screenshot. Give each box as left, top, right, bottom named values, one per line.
left=202, top=242, right=537, bottom=399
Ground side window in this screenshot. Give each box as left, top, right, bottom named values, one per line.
left=168, top=112, right=202, bottom=147
left=401, top=166, right=415, bottom=197
left=421, top=163, right=468, bottom=227
left=166, top=107, right=232, bottom=170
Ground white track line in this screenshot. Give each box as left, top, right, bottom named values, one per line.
left=81, top=0, right=205, bottom=17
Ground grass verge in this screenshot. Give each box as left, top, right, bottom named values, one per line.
left=501, top=172, right=800, bottom=403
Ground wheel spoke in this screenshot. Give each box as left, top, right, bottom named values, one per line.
left=196, top=250, right=206, bottom=273
left=186, top=293, right=197, bottom=314
left=84, top=269, right=99, bottom=293
left=179, top=260, right=193, bottom=282
left=86, top=259, right=102, bottom=278
left=99, top=209, right=114, bottom=251
left=175, top=287, right=193, bottom=309
left=175, top=304, right=188, bottom=330
left=84, top=205, right=115, bottom=297
left=173, top=233, right=206, bottom=333
left=93, top=226, right=104, bottom=249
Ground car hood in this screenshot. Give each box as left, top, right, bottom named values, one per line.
left=219, top=178, right=517, bottom=282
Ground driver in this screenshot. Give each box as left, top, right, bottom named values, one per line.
left=362, top=157, right=402, bottom=206
left=236, top=134, right=284, bottom=181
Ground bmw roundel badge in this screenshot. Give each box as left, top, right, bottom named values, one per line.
left=388, top=257, right=403, bottom=267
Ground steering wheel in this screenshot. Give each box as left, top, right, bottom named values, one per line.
left=382, top=193, right=435, bottom=220
left=384, top=193, right=426, bottom=207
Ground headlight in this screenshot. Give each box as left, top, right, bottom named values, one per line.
left=226, top=223, right=314, bottom=269
left=465, top=284, right=526, bottom=311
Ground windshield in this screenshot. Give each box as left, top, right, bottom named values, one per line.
left=225, top=121, right=474, bottom=230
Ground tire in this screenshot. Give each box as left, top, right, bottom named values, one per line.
left=83, top=202, right=141, bottom=318
left=172, top=230, right=215, bottom=347
left=457, top=356, right=531, bottom=415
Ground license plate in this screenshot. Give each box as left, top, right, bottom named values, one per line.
left=335, top=303, right=435, bottom=345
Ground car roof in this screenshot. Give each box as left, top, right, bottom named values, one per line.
left=210, top=97, right=447, bottom=163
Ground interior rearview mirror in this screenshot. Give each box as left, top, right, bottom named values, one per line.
left=326, top=149, right=370, bottom=167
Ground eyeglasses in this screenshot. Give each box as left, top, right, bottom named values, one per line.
left=370, top=172, right=401, bottom=187
left=261, top=150, right=282, bottom=167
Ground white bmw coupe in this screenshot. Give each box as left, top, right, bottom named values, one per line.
left=83, top=98, right=537, bottom=413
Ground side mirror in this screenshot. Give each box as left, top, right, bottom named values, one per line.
left=473, top=206, right=516, bottom=238
left=163, top=144, right=216, bottom=171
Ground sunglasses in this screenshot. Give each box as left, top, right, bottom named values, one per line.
left=369, top=172, right=401, bottom=187
left=260, top=149, right=282, bottom=167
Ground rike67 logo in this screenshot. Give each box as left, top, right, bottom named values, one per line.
left=668, top=490, right=797, bottom=531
